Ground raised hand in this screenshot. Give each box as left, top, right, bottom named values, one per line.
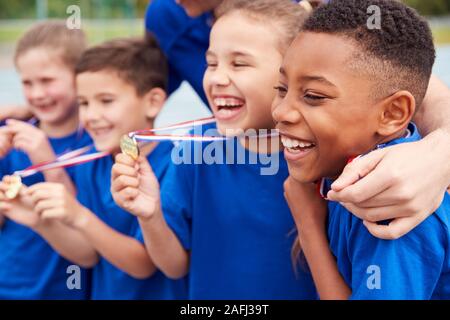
left=111, top=153, right=161, bottom=219
left=4, top=119, right=56, bottom=165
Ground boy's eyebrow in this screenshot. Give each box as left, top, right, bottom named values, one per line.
left=301, top=75, right=337, bottom=88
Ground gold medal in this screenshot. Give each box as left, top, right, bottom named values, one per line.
left=5, top=175, right=22, bottom=200
left=120, top=135, right=139, bottom=160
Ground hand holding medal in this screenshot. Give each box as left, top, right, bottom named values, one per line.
left=120, top=135, right=139, bottom=160
left=4, top=175, right=22, bottom=199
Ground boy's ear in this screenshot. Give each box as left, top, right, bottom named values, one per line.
left=377, top=90, right=415, bottom=137
left=143, top=87, right=167, bottom=120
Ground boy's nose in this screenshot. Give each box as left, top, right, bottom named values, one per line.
left=83, top=105, right=102, bottom=121
left=272, top=97, right=302, bottom=125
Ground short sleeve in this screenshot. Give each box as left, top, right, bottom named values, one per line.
left=347, top=214, right=447, bottom=299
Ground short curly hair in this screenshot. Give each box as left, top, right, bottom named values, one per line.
left=302, top=0, right=436, bottom=108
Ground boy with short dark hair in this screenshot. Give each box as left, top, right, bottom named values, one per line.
left=275, top=0, right=450, bottom=299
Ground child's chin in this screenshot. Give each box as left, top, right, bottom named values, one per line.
left=288, top=167, right=318, bottom=184
left=216, top=124, right=245, bottom=137
left=93, top=141, right=117, bottom=154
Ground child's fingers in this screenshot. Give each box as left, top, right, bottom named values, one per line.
left=0, top=143, right=12, bottom=156
left=112, top=188, right=139, bottom=208
left=5, top=119, right=33, bottom=131
left=0, top=182, right=9, bottom=192
left=0, top=201, right=12, bottom=212
left=40, top=208, right=64, bottom=220
left=115, top=153, right=136, bottom=166
left=34, top=199, right=61, bottom=215
left=2, top=175, right=14, bottom=184
left=0, top=125, right=15, bottom=136
left=112, top=174, right=139, bottom=191
left=11, top=136, right=30, bottom=151
left=137, top=155, right=157, bottom=180
left=119, top=187, right=139, bottom=200
left=27, top=185, right=57, bottom=203
left=111, top=163, right=138, bottom=180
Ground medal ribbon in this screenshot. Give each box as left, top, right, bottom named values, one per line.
left=130, top=116, right=279, bottom=143
left=13, top=116, right=279, bottom=178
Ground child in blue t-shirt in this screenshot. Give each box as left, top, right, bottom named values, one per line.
left=112, top=0, right=318, bottom=299
left=0, top=21, right=92, bottom=299
left=2, top=37, right=187, bottom=300
left=275, top=0, right=450, bottom=299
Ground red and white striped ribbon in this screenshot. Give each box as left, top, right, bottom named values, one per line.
left=12, top=116, right=280, bottom=178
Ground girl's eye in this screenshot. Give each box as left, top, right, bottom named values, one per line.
left=274, top=86, right=287, bottom=98
left=232, top=62, right=248, bottom=68
left=206, top=61, right=218, bottom=68
left=77, top=101, right=88, bottom=107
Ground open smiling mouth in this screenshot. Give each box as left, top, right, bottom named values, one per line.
left=213, top=97, right=245, bottom=120
left=281, top=135, right=316, bottom=154
left=35, top=101, right=57, bottom=112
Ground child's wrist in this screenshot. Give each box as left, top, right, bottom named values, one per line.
left=138, top=204, right=163, bottom=223
left=296, top=220, right=327, bottom=239
left=72, top=207, right=92, bottom=230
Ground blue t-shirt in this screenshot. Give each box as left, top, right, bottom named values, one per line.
left=327, top=123, right=450, bottom=299
left=74, top=141, right=187, bottom=300
left=0, top=128, right=92, bottom=300
left=160, top=124, right=317, bottom=299
left=145, top=0, right=211, bottom=105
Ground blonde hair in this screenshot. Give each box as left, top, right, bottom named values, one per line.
left=215, top=0, right=313, bottom=52
left=14, top=20, right=86, bottom=70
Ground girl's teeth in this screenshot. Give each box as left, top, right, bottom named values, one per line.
left=214, top=97, right=244, bottom=107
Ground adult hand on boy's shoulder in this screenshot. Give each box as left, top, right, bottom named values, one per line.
left=5, top=119, right=56, bottom=165
left=328, top=136, right=449, bottom=240
left=111, top=153, right=161, bottom=220
left=284, top=176, right=327, bottom=231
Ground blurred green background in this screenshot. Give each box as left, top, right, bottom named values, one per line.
left=1, top=0, right=448, bottom=19
left=0, top=0, right=449, bottom=45
left=0, top=0, right=448, bottom=120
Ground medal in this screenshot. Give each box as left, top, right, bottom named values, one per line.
left=5, top=175, right=22, bottom=200
left=120, top=135, right=140, bottom=160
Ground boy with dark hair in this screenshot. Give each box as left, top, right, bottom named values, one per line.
left=275, top=0, right=450, bottom=299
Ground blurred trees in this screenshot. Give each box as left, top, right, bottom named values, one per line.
left=405, top=0, right=450, bottom=16
left=0, top=0, right=450, bottom=19
left=0, top=0, right=151, bottom=19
